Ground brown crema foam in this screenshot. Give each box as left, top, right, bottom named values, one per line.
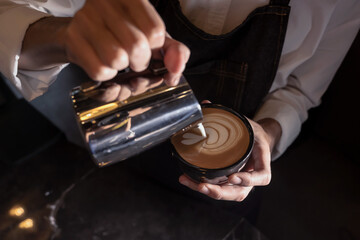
left=171, top=107, right=250, bottom=169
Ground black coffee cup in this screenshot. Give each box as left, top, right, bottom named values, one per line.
left=171, top=104, right=254, bottom=184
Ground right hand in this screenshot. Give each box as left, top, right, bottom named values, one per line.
left=178, top=100, right=279, bottom=202
left=63, top=0, right=189, bottom=82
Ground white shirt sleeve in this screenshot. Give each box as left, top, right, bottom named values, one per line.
left=254, top=0, right=360, bottom=159
left=0, top=1, right=81, bottom=100
left=0, top=3, right=51, bottom=100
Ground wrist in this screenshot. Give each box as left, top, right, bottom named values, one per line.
left=256, top=118, right=282, bottom=153
left=19, top=16, right=71, bottom=70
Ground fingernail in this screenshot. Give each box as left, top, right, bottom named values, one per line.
left=200, top=186, right=209, bottom=194
left=230, top=176, right=242, bottom=184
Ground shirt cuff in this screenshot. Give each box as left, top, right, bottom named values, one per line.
left=253, top=99, right=302, bottom=160
left=0, top=5, right=53, bottom=100
left=18, top=65, right=68, bottom=100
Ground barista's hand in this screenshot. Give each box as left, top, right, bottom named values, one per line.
left=65, top=0, right=190, bottom=82
left=179, top=117, right=281, bottom=202
left=20, top=0, right=190, bottom=85
left=153, top=34, right=190, bottom=86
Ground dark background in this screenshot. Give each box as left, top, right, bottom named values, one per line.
left=0, top=31, right=359, bottom=240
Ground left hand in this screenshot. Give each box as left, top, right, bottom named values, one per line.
left=179, top=118, right=281, bottom=202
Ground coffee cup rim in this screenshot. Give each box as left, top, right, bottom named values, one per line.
left=172, top=103, right=254, bottom=171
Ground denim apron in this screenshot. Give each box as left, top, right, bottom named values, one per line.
left=152, top=0, right=291, bottom=118
left=128, top=0, right=291, bottom=213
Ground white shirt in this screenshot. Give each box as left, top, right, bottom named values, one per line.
left=0, top=0, right=359, bottom=159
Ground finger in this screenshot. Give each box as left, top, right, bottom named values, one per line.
left=228, top=169, right=271, bottom=187
left=121, top=0, right=166, bottom=49
left=179, top=175, right=252, bottom=202
left=73, top=7, right=129, bottom=71
left=163, top=37, right=190, bottom=75
left=65, top=26, right=117, bottom=80
left=242, top=164, right=256, bottom=173
left=161, top=37, right=190, bottom=86
left=179, top=175, right=210, bottom=194
left=114, top=22, right=151, bottom=72
left=201, top=100, right=211, bottom=104
left=152, top=36, right=190, bottom=86
left=203, top=183, right=253, bottom=202
left=229, top=128, right=272, bottom=186
left=228, top=150, right=271, bottom=186
left=163, top=72, right=182, bottom=86
left=94, top=1, right=151, bottom=72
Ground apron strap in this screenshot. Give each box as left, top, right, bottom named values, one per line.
left=270, top=0, right=290, bottom=6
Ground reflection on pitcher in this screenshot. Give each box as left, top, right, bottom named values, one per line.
left=94, top=76, right=164, bottom=103
left=70, top=61, right=203, bottom=166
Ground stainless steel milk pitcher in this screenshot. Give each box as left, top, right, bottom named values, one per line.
left=70, top=60, right=203, bottom=167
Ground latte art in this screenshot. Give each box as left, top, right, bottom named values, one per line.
left=172, top=107, right=250, bottom=169
left=181, top=113, right=243, bottom=154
